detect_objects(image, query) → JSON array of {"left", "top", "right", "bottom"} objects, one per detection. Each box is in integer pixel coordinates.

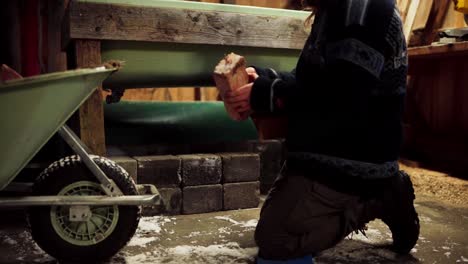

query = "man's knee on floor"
[{"left": 255, "top": 219, "right": 298, "bottom": 259}]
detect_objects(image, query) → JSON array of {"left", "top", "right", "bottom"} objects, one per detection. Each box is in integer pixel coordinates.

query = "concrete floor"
[{"left": 0, "top": 194, "right": 467, "bottom": 264}]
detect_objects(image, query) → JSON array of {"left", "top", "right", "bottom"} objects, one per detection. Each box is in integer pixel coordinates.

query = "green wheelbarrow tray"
[
  {"left": 0, "top": 68, "right": 159, "bottom": 207},
  {"left": 0, "top": 68, "right": 159, "bottom": 262}
]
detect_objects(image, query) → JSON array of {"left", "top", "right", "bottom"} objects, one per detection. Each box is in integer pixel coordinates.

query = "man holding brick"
[{"left": 217, "top": 0, "right": 420, "bottom": 263}]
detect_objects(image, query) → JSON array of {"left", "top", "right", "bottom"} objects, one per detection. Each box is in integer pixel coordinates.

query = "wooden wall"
[
  {"left": 405, "top": 53, "right": 468, "bottom": 174},
  {"left": 402, "top": 0, "right": 468, "bottom": 174},
  {"left": 407, "top": 57, "right": 468, "bottom": 136}
]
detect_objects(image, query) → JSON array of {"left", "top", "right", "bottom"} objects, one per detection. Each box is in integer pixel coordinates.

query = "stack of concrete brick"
[
  {"left": 111, "top": 153, "right": 260, "bottom": 215},
  {"left": 109, "top": 139, "right": 285, "bottom": 195}
]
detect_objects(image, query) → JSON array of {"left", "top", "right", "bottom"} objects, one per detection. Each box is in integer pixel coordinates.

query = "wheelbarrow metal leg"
[{"left": 57, "top": 125, "right": 123, "bottom": 196}]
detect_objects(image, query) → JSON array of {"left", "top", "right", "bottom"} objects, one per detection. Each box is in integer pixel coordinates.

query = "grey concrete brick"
[
  {"left": 111, "top": 156, "right": 138, "bottom": 182},
  {"left": 223, "top": 182, "right": 260, "bottom": 210},
  {"left": 219, "top": 153, "right": 260, "bottom": 183},
  {"left": 179, "top": 154, "right": 222, "bottom": 186},
  {"left": 134, "top": 155, "right": 181, "bottom": 187},
  {"left": 248, "top": 140, "right": 285, "bottom": 194},
  {"left": 183, "top": 185, "right": 223, "bottom": 214},
  {"left": 143, "top": 187, "right": 182, "bottom": 216}
]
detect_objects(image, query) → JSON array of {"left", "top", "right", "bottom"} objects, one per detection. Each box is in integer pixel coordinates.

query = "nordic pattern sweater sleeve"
[{"left": 249, "top": 67, "right": 297, "bottom": 114}]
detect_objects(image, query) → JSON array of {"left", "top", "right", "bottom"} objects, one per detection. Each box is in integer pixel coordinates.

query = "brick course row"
[
  {"left": 111, "top": 153, "right": 261, "bottom": 215},
  {"left": 109, "top": 140, "right": 285, "bottom": 194},
  {"left": 127, "top": 153, "right": 260, "bottom": 187}
]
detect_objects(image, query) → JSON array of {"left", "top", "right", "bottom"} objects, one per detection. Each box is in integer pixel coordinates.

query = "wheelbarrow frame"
[
  {"left": 0, "top": 67, "right": 160, "bottom": 262},
  {"left": 0, "top": 67, "right": 160, "bottom": 208},
  {"left": 0, "top": 124, "right": 160, "bottom": 208}
]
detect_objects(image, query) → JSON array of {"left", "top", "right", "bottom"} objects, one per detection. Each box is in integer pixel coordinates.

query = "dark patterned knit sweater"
[{"left": 250, "top": 0, "right": 407, "bottom": 177}]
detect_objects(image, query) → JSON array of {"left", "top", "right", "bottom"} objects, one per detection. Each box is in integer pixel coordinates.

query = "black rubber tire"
[{"left": 28, "top": 155, "right": 141, "bottom": 262}]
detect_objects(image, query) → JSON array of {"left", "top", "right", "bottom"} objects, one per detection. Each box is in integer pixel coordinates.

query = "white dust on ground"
[
  {"left": 124, "top": 242, "right": 257, "bottom": 264},
  {"left": 0, "top": 229, "right": 54, "bottom": 263},
  {"left": 121, "top": 215, "right": 258, "bottom": 264},
  {"left": 1, "top": 211, "right": 466, "bottom": 263},
  {"left": 317, "top": 222, "right": 414, "bottom": 263},
  {"left": 126, "top": 216, "right": 169, "bottom": 247},
  {"left": 318, "top": 217, "right": 468, "bottom": 264},
  {"left": 214, "top": 216, "right": 258, "bottom": 228}
]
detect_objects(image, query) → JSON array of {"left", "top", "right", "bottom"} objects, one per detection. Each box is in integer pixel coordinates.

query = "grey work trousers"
[{"left": 255, "top": 167, "right": 369, "bottom": 260}]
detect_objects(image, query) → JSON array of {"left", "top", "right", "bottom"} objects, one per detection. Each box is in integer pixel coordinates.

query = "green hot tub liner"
[
  {"left": 102, "top": 41, "right": 301, "bottom": 89},
  {"left": 104, "top": 101, "right": 258, "bottom": 145}
]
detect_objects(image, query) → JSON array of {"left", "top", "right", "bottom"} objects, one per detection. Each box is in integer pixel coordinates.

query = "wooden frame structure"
[
  {"left": 64, "top": 0, "right": 468, "bottom": 172},
  {"left": 63, "top": 0, "right": 309, "bottom": 155},
  {"left": 408, "top": 42, "right": 468, "bottom": 59}
]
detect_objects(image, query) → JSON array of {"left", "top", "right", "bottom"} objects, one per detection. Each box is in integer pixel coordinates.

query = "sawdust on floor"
[{"left": 400, "top": 163, "right": 468, "bottom": 207}]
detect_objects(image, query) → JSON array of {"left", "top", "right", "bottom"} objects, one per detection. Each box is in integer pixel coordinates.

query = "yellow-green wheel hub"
[{"left": 50, "top": 181, "right": 119, "bottom": 246}]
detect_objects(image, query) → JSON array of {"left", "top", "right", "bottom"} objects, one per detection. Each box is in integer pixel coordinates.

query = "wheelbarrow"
[{"left": 0, "top": 67, "right": 160, "bottom": 262}]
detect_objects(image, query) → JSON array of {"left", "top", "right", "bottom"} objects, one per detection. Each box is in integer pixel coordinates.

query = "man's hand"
[
  {"left": 222, "top": 67, "right": 258, "bottom": 120},
  {"left": 246, "top": 67, "right": 259, "bottom": 82},
  {"left": 225, "top": 83, "right": 253, "bottom": 114}
]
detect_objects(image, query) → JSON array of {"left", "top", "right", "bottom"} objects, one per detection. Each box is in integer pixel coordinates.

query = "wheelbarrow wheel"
[{"left": 28, "top": 155, "right": 141, "bottom": 262}]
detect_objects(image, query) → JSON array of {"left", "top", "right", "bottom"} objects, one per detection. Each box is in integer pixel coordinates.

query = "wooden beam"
[
  {"left": 412, "top": 0, "right": 434, "bottom": 31},
  {"left": 47, "top": 0, "right": 69, "bottom": 72},
  {"left": 419, "top": 0, "right": 451, "bottom": 45},
  {"left": 408, "top": 42, "right": 468, "bottom": 59},
  {"left": 441, "top": 1, "right": 465, "bottom": 29},
  {"left": 404, "top": 0, "right": 421, "bottom": 44},
  {"left": 1, "top": 1, "right": 22, "bottom": 73},
  {"left": 70, "top": 40, "right": 107, "bottom": 156},
  {"left": 398, "top": 0, "right": 411, "bottom": 23},
  {"left": 65, "top": 2, "right": 308, "bottom": 50},
  {"left": 233, "top": 0, "right": 284, "bottom": 8}
]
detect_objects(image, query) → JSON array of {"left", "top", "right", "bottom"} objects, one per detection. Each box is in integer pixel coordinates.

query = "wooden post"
[
  {"left": 420, "top": 0, "right": 451, "bottom": 45},
  {"left": 47, "top": 0, "right": 69, "bottom": 73},
  {"left": 404, "top": 0, "right": 420, "bottom": 44},
  {"left": 69, "top": 40, "right": 106, "bottom": 156}
]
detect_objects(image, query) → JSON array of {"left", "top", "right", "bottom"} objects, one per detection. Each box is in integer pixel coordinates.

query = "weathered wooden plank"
[
  {"left": 398, "top": 0, "right": 411, "bottom": 22},
  {"left": 200, "top": 0, "right": 221, "bottom": 3},
  {"left": 71, "top": 40, "right": 107, "bottom": 156},
  {"left": 458, "top": 57, "right": 468, "bottom": 134},
  {"left": 118, "top": 87, "right": 201, "bottom": 101},
  {"left": 47, "top": 0, "right": 69, "bottom": 72},
  {"left": 404, "top": 0, "right": 421, "bottom": 43},
  {"left": 2, "top": 1, "right": 22, "bottom": 73},
  {"left": 412, "top": 0, "right": 434, "bottom": 31},
  {"left": 442, "top": 1, "right": 467, "bottom": 29},
  {"left": 447, "top": 58, "right": 463, "bottom": 133},
  {"left": 419, "top": 0, "right": 451, "bottom": 45},
  {"left": 408, "top": 42, "right": 468, "bottom": 59},
  {"left": 233, "top": 0, "right": 284, "bottom": 8},
  {"left": 433, "top": 57, "right": 456, "bottom": 133},
  {"left": 66, "top": 2, "right": 309, "bottom": 50}
]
